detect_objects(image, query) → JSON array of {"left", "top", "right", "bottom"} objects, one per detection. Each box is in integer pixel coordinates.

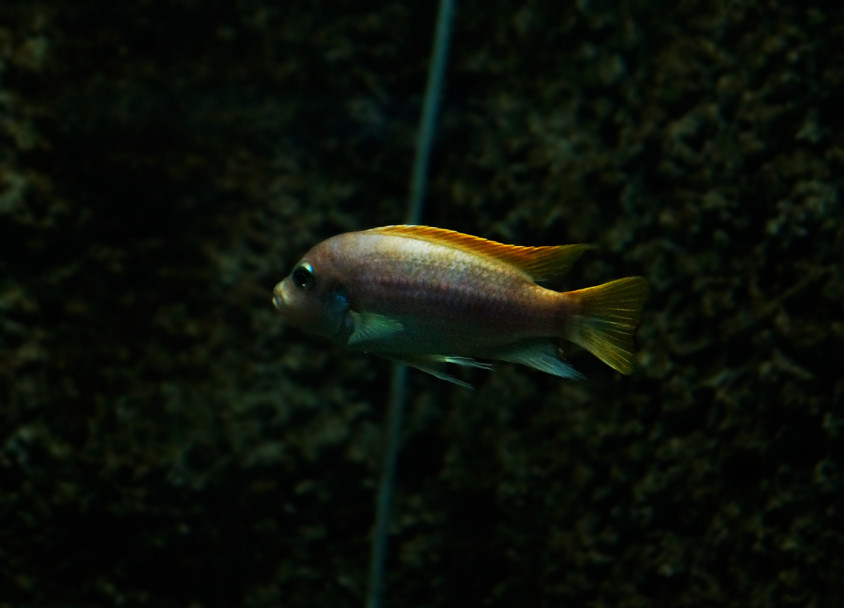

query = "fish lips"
[{"left": 272, "top": 281, "right": 288, "bottom": 313}]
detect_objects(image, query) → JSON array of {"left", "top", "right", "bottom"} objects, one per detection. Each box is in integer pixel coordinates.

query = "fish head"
[{"left": 273, "top": 239, "right": 351, "bottom": 342}]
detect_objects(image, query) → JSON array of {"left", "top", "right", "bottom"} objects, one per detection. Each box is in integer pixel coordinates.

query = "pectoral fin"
[{"left": 348, "top": 312, "right": 405, "bottom": 347}]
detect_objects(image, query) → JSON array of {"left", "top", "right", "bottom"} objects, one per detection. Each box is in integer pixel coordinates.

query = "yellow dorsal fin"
[{"left": 364, "top": 225, "right": 592, "bottom": 281}]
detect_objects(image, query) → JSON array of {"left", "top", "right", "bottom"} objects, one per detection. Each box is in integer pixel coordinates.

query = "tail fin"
[{"left": 564, "top": 277, "right": 648, "bottom": 374}]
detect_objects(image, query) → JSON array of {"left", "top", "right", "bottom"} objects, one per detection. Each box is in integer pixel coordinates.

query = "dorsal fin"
[{"left": 363, "top": 225, "right": 592, "bottom": 281}]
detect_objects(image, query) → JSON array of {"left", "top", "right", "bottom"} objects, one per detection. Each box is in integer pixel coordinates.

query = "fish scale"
[
  {"left": 378, "top": 244, "right": 531, "bottom": 332},
  {"left": 350, "top": 236, "right": 521, "bottom": 327}
]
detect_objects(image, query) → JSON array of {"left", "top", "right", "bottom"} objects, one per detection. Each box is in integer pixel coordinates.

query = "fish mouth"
[{"left": 272, "top": 282, "right": 287, "bottom": 312}]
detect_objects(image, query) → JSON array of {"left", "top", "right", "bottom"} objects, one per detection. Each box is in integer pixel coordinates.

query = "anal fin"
[{"left": 481, "top": 339, "right": 583, "bottom": 380}]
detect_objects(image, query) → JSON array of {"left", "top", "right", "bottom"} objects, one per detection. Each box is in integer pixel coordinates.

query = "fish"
[{"left": 272, "top": 225, "right": 648, "bottom": 387}]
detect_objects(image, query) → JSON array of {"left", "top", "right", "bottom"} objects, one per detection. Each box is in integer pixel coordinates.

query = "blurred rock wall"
[{"left": 1, "top": 1, "right": 841, "bottom": 606}]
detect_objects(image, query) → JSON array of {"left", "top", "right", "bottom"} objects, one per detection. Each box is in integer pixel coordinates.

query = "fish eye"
[{"left": 291, "top": 262, "right": 314, "bottom": 289}]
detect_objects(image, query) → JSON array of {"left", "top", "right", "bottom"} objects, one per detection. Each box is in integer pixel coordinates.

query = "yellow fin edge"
[{"left": 365, "top": 225, "right": 591, "bottom": 281}]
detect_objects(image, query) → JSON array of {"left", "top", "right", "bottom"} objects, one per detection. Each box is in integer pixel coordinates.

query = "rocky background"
[{"left": 1, "top": 1, "right": 841, "bottom": 606}]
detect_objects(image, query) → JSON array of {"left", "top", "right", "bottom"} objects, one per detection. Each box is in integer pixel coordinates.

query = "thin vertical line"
[
  {"left": 366, "top": 1, "right": 456, "bottom": 607},
  {"left": 365, "top": 364, "right": 407, "bottom": 608},
  {"left": 407, "top": 0, "right": 456, "bottom": 227}
]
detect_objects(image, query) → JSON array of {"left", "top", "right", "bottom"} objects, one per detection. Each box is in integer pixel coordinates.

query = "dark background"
[{"left": 1, "top": 1, "right": 841, "bottom": 606}]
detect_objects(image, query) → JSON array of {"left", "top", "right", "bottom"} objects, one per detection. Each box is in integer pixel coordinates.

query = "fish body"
[{"left": 273, "top": 225, "right": 647, "bottom": 386}]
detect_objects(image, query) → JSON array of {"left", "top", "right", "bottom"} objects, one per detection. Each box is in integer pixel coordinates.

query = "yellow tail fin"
[{"left": 565, "top": 277, "right": 648, "bottom": 374}]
